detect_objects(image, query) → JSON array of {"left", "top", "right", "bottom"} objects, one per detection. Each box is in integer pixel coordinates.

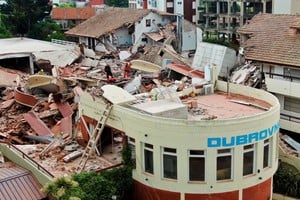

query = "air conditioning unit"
[{"left": 204, "top": 84, "right": 214, "bottom": 95}]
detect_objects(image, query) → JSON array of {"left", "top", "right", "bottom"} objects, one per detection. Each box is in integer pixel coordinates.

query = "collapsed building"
[
  {"left": 0, "top": 34, "right": 281, "bottom": 200},
  {"left": 0, "top": 11, "right": 286, "bottom": 200}
]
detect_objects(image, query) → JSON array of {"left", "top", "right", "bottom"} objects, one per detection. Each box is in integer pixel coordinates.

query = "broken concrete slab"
[
  {"left": 0, "top": 99, "right": 15, "bottom": 109},
  {"left": 23, "top": 111, "right": 54, "bottom": 136},
  {"left": 61, "top": 115, "right": 72, "bottom": 136},
  {"left": 57, "top": 102, "right": 73, "bottom": 118},
  {"left": 63, "top": 150, "right": 82, "bottom": 162}
]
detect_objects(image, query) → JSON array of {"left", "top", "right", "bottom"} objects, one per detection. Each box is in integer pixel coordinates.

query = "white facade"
[
  {"left": 77, "top": 11, "right": 172, "bottom": 52},
  {"left": 174, "top": 0, "right": 184, "bottom": 15},
  {"left": 79, "top": 80, "right": 280, "bottom": 200},
  {"left": 128, "top": 0, "right": 199, "bottom": 24},
  {"left": 263, "top": 64, "right": 300, "bottom": 133},
  {"left": 273, "top": 0, "right": 300, "bottom": 14}
]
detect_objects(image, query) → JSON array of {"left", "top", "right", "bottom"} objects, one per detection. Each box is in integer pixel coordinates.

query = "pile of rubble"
[
  {"left": 0, "top": 55, "right": 133, "bottom": 176},
  {"left": 230, "top": 61, "right": 264, "bottom": 88},
  {"left": 0, "top": 34, "right": 225, "bottom": 176}
]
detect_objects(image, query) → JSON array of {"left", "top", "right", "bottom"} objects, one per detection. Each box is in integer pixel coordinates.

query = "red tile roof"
[
  {"left": 87, "top": 0, "right": 105, "bottom": 7},
  {"left": 51, "top": 7, "right": 96, "bottom": 20},
  {"left": 65, "top": 8, "right": 152, "bottom": 38},
  {"left": 238, "top": 13, "right": 300, "bottom": 67}
]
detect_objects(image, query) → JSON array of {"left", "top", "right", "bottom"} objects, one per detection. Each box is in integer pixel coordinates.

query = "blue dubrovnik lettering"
[{"left": 207, "top": 122, "right": 280, "bottom": 148}]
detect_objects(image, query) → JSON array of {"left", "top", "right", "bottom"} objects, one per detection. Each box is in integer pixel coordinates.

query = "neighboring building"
[
  {"left": 273, "top": 0, "right": 300, "bottom": 14},
  {"left": 87, "top": 0, "right": 105, "bottom": 8},
  {"left": 129, "top": 0, "right": 199, "bottom": 24},
  {"left": 238, "top": 13, "right": 300, "bottom": 134},
  {"left": 51, "top": 7, "right": 96, "bottom": 30},
  {"left": 78, "top": 78, "right": 280, "bottom": 199},
  {"left": 199, "top": 0, "right": 272, "bottom": 41},
  {"left": 65, "top": 8, "right": 176, "bottom": 51},
  {"left": 65, "top": 8, "right": 200, "bottom": 53}
]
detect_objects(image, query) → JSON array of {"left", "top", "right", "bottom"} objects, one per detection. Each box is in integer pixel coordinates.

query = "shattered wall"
[{"left": 192, "top": 42, "right": 237, "bottom": 79}]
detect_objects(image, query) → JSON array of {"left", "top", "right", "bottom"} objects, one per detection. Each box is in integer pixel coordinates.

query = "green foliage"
[
  {"left": 102, "top": 166, "right": 133, "bottom": 198},
  {"left": 59, "top": 3, "right": 76, "bottom": 8},
  {"left": 106, "top": 0, "right": 128, "bottom": 7},
  {"left": 273, "top": 161, "right": 300, "bottom": 198},
  {"left": 43, "top": 176, "right": 83, "bottom": 200},
  {"left": 1, "top": 0, "right": 51, "bottom": 36},
  {"left": 0, "top": 15, "right": 12, "bottom": 38},
  {"left": 28, "top": 19, "right": 65, "bottom": 41},
  {"left": 122, "top": 144, "right": 133, "bottom": 167},
  {"left": 44, "top": 164, "right": 133, "bottom": 200}
]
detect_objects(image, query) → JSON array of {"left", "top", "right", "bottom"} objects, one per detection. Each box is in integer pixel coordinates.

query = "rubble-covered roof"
[
  {"left": 51, "top": 7, "right": 96, "bottom": 20},
  {"left": 0, "top": 38, "right": 81, "bottom": 67},
  {"left": 238, "top": 13, "right": 300, "bottom": 67},
  {"left": 65, "top": 8, "right": 152, "bottom": 38},
  {"left": 0, "top": 37, "right": 74, "bottom": 58}
]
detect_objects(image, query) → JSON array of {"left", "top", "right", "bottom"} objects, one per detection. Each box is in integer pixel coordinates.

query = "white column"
[
  {"left": 263, "top": 0, "right": 267, "bottom": 13},
  {"left": 29, "top": 54, "right": 34, "bottom": 74},
  {"left": 227, "top": 0, "right": 231, "bottom": 31},
  {"left": 240, "top": 1, "right": 244, "bottom": 26}
]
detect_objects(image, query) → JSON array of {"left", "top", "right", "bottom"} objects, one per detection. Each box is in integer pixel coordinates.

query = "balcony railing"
[
  {"left": 265, "top": 72, "right": 300, "bottom": 82},
  {"left": 281, "top": 113, "right": 300, "bottom": 123},
  {"left": 0, "top": 142, "right": 54, "bottom": 178}
]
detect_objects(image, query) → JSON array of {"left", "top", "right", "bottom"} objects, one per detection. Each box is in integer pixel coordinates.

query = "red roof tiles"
[
  {"left": 51, "top": 7, "right": 96, "bottom": 20},
  {"left": 87, "top": 0, "right": 105, "bottom": 7},
  {"left": 65, "top": 8, "right": 152, "bottom": 38},
  {"left": 238, "top": 13, "right": 300, "bottom": 67}
]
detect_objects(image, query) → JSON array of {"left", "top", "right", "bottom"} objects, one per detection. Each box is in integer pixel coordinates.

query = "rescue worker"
[
  {"left": 104, "top": 64, "right": 115, "bottom": 82},
  {"left": 123, "top": 61, "right": 131, "bottom": 79}
]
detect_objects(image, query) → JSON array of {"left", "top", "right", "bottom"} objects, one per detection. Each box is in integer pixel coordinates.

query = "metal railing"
[
  {"left": 51, "top": 39, "right": 77, "bottom": 46},
  {"left": 265, "top": 72, "right": 300, "bottom": 82},
  {"left": 0, "top": 142, "right": 54, "bottom": 178},
  {"left": 280, "top": 113, "right": 300, "bottom": 123}
]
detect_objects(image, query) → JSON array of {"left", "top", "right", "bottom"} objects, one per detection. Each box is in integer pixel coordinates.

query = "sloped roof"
[
  {"left": 51, "top": 7, "right": 96, "bottom": 20},
  {"left": 238, "top": 13, "right": 300, "bottom": 67},
  {"left": 65, "top": 8, "right": 152, "bottom": 38},
  {"left": 87, "top": 0, "right": 105, "bottom": 7},
  {"left": 0, "top": 166, "right": 46, "bottom": 200}
]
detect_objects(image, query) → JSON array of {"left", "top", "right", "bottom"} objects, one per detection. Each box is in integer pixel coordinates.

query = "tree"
[
  {"left": 0, "top": 12, "right": 12, "bottom": 38},
  {"left": 105, "top": 0, "right": 128, "bottom": 8},
  {"left": 1, "top": 0, "right": 51, "bottom": 36},
  {"left": 28, "top": 19, "right": 65, "bottom": 41}
]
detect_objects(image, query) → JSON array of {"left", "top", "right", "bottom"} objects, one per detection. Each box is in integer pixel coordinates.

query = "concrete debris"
[
  {"left": 279, "top": 133, "right": 300, "bottom": 157},
  {"left": 0, "top": 35, "right": 239, "bottom": 176},
  {"left": 63, "top": 151, "right": 83, "bottom": 163},
  {"left": 230, "top": 61, "right": 263, "bottom": 88}
]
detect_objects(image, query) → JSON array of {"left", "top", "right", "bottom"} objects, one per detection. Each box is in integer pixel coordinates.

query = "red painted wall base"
[{"left": 132, "top": 178, "right": 272, "bottom": 200}]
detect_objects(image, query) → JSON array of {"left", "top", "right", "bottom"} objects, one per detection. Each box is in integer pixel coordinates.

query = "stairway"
[{"left": 76, "top": 100, "right": 113, "bottom": 173}]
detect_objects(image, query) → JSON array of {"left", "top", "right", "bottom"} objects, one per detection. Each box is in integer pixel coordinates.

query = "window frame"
[
  {"left": 162, "top": 147, "right": 177, "bottom": 180},
  {"left": 216, "top": 148, "right": 233, "bottom": 181},
  {"left": 128, "top": 137, "right": 136, "bottom": 168},
  {"left": 263, "top": 139, "right": 271, "bottom": 168},
  {"left": 145, "top": 19, "right": 151, "bottom": 27},
  {"left": 243, "top": 144, "right": 255, "bottom": 176},
  {"left": 188, "top": 150, "right": 205, "bottom": 182},
  {"left": 144, "top": 143, "right": 154, "bottom": 174}
]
